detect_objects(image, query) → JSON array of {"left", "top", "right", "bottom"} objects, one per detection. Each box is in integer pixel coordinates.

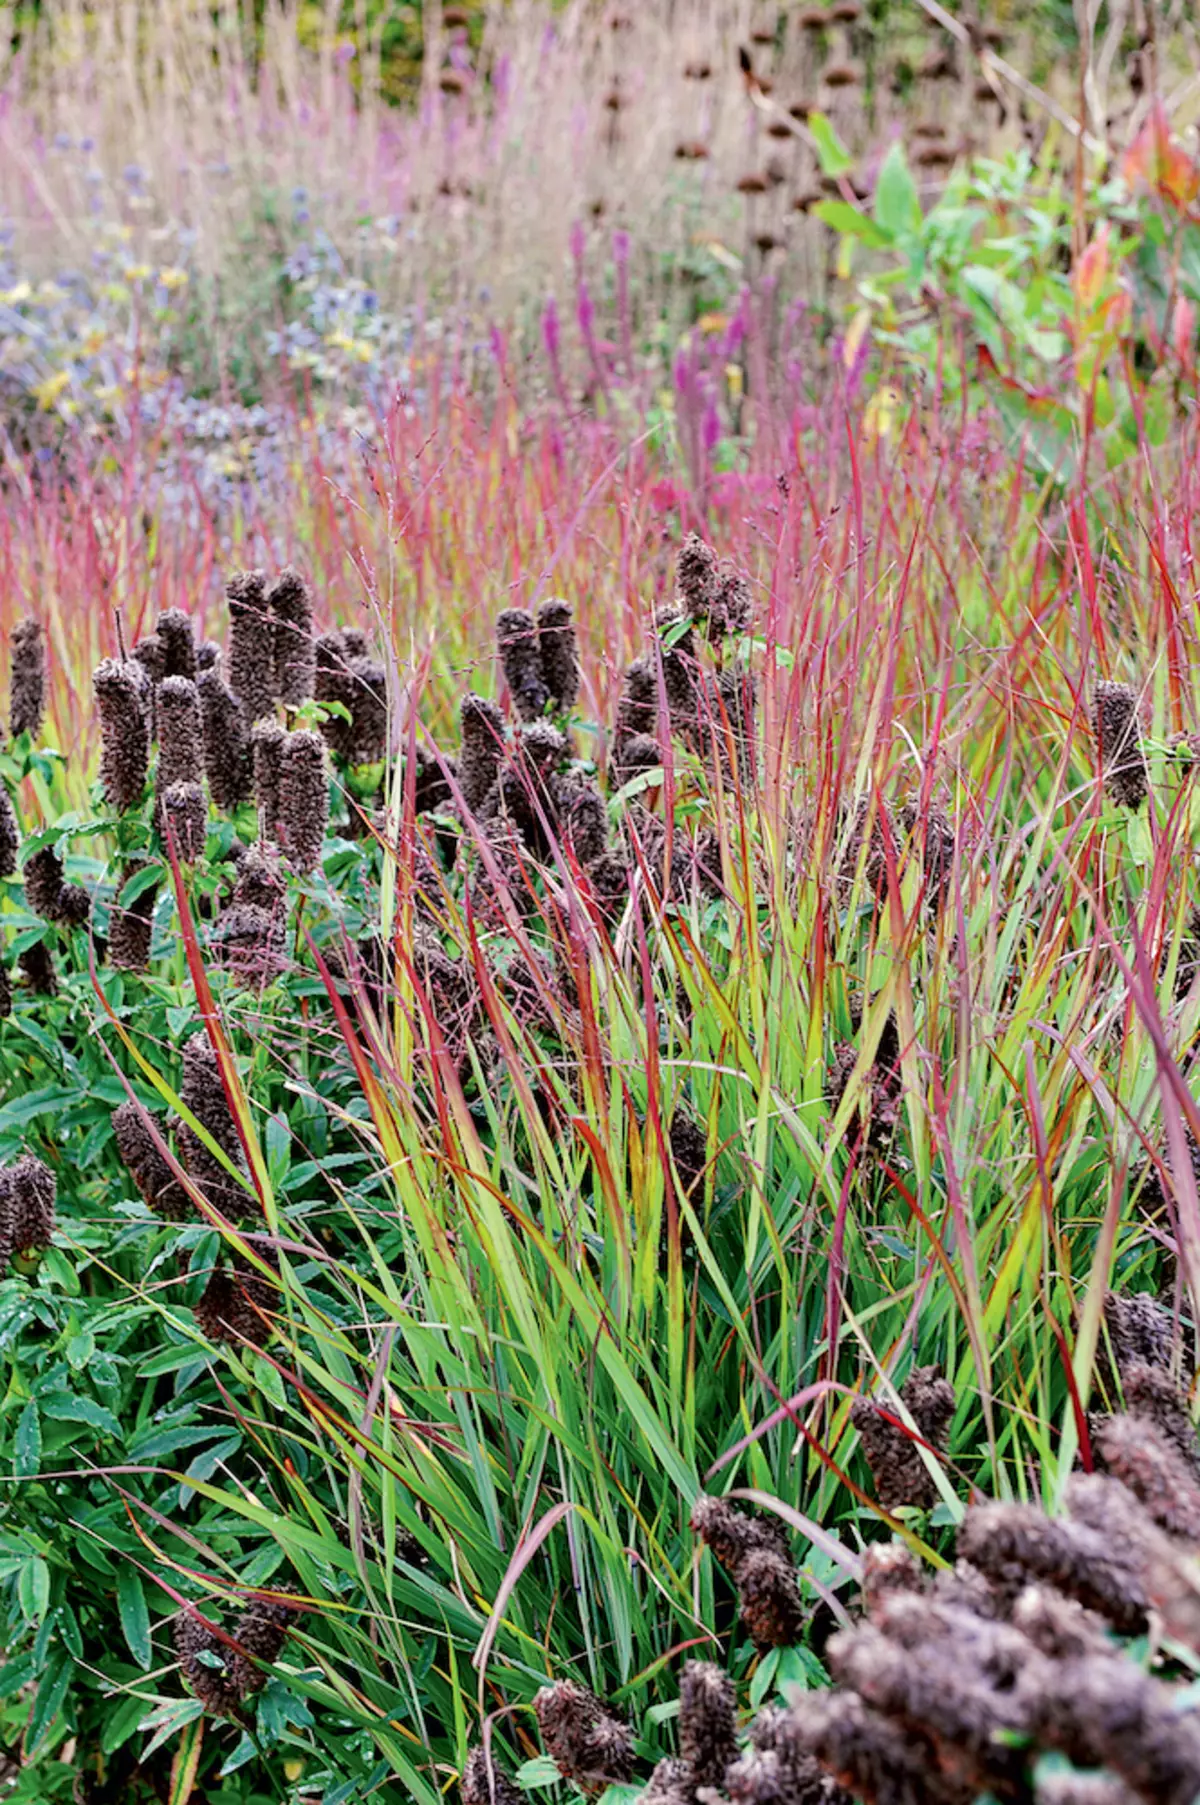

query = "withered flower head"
[
  {"left": 496, "top": 608, "right": 549, "bottom": 722},
  {"left": 9, "top": 620, "right": 46, "bottom": 741},
  {"left": 23, "top": 846, "right": 69, "bottom": 923},
  {"left": 161, "top": 782, "right": 207, "bottom": 863},
  {"left": 614, "top": 656, "right": 659, "bottom": 746},
  {"left": 156, "top": 607, "right": 197, "bottom": 680},
  {"left": 611, "top": 732, "right": 662, "bottom": 788},
  {"left": 193, "top": 1262, "right": 274, "bottom": 1347},
  {"left": 1121, "top": 1362, "right": 1199, "bottom": 1473},
  {"left": 1010, "top": 1583, "right": 1112, "bottom": 1662},
  {"left": 0, "top": 784, "right": 17, "bottom": 878},
  {"left": 861, "top": 1540, "right": 925, "bottom": 1618},
  {"left": 346, "top": 659, "right": 388, "bottom": 765},
  {"left": 564, "top": 783, "right": 609, "bottom": 867},
  {"left": 640, "top": 1756, "right": 694, "bottom": 1805},
  {"left": 93, "top": 659, "right": 151, "bottom": 813},
  {"left": 537, "top": 599, "right": 580, "bottom": 714},
  {"left": 679, "top": 1659, "right": 738, "bottom": 1791},
  {"left": 655, "top": 611, "right": 697, "bottom": 724},
  {"left": 783, "top": 1687, "right": 942, "bottom": 1805},
  {"left": 3, "top": 1152, "right": 55, "bottom": 1255},
  {"left": 691, "top": 1492, "right": 792, "bottom": 1576},
  {"left": 459, "top": 694, "right": 507, "bottom": 812},
  {"left": 668, "top": 1110, "right": 708, "bottom": 1201},
  {"left": 533, "top": 1679, "right": 635, "bottom": 1790},
  {"left": 677, "top": 532, "right": 719, "bottom": 618},
  {"left": 957, "top": 1500, "right": 1148, "bottom": 1632},
  {"left": 196, "top": 640, "right": 222, "bottom": 673},
  {"left": 267, "top": 567, "right": 315, "bottom": 706},
  {"left": 173, "top": 1609, "right": 243, "bottom": 1719},
  {"left": 156, "top": 675, "right": 204, "bottom": 794},
  {"left": 1094, "top": 1411, "right": 1200, "bottom": 1540},
  {"left": 18, "top": 940, "right": 55, "bottom": 995},
  {"left": 132, "top": 633, "right": 166, "bottom": 689},
  {"left": 179, "top": 1031, "right": 249, "bottom": 1220},
  {"left": 108, "top": 862, "right": 159, "bottom": 972},
  {"left": 226, "top": 1591, "right": 296, "bottom": 1698},
  {"left": 1024, "top": 1652, "right": 1200, "bottom": 1805},
  {"left": 226, "top": 569, "right": 276, "bottom": 725},
  {"left": 737, "top": 1547, "right": 806, "bottom": 1650},
  {"left": 278, "top": 730, "right": 329, "bottom": 874},
  {"left": 1092, "top": 680, "right": 1149, "bottom": 810},
  {"left": 314, "top": 631, "right": 354, "bottom": 760},
  {"left": 198, "top": 669, "right": 253, "bottom": 812},
  {"left": 251, "top": 719, "right": 285, "bottom": 841},
  {"left": 461, "top": 1746, "right": 526, "bottom": 1805},
  {"left": 850, "top": 1365, "right": 955, "bottom": 1510},
  {"left": 708, "top": 571, "right": 753, "bottom": 642},
  {"left": 231, "top": 843, "right": 286, "bottom": 913},
  {"left": 1103, "top": 1290, "right": 1177, "bottom": 1378},
  {"left": 112, "top": 1099, "right": 189, "bottom": 1220},
  {"left": 214, "top": 902, "right": 286, "bottom": 990}
]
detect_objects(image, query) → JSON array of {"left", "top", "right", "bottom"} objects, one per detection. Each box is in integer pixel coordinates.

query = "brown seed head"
[
  {"left": 9, "top": 620, "right": 46, "bottom": 741},
  {"left": 93, "top": 659, "right": 151, "bottom": 813},
  {"left": 226, "top": 569, "right": 277, "bottom": 725},
  {"left": 278, "top": 730, "right": 329, "bottom": 873},
  {"left": 112, "top": 1100, "right": 189, "bottom": 1220},
  {"left": 157, "top": 608, "right": 197, "bottom": 680},
  {"left": 1092, "top": 681, "right": 1149, "bottom": 810},
  {"left": 267, "top": 567, "right": 315, "bottom": 706},
  {"left": 198, "top": 669, "right": 253, "bottom": 812},
  {"left": 537, "top": 599, "right": 580, "bottom": 714}
]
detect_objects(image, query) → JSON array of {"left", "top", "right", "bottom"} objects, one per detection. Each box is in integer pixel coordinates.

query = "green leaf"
[
  {"left": 13, "top": 1399, "right": 41, "bottom": 1478},
  {"left": 41, "top": 1392, "right": 122, "bottom": 1437},
  {"left": 64, "top": 1330, "right": 95, "bottom": 1371},
  {"left": 17, "top": 1556, "right": 50, "bottom": 1625},
  {"left": 873, "top": 141, "right": 920, "bottom": 241},
  {"left": 102, "top": 1692, "right": 150, "bottom": 1754},
  {"left": 117, "top": 1565, "right": 153, "bottom": 1671},
  {"left": 139, "top": 1697, "right": 204, "bottom": 1763},
  {"left": 515, "top": 1756, "right": 563, "bottom": 1790},
  {"left": 813, "top": 200, "right": 892, "bottom": 248},
  {"left": 807, "top": 110, "right": 852, "bottom": 178},
  {"left": 26, "top": 1651, "right": 72, "bottom": 1752}
]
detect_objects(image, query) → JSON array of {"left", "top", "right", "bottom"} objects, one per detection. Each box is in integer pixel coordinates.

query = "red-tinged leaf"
[{"left": 1122, "top": 101, "right": 1200, "bottom": 208}]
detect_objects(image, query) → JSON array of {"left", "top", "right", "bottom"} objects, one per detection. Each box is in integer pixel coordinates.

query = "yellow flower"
[
  {"left": 157, "top": 266, "right": 189, "bottom": 290},
  {"left": 32, "top": 371, "right": 70, "bottom": 410}
]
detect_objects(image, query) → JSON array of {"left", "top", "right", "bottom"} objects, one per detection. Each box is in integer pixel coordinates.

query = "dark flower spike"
[
  {"left": 93, "top": 659, "right": 151, "bottom": 813},
  {"left": 156, "top": 607, "right": 197, "bottom": 680},
  {"left": 737, "top": 1546, "right": 806, "bottom": 1649},
  {"left": 162, "top": 782, "right": 207, "bottom": 863},
  {"left": 496, "top": 607, "right": 549, "bottom": 721},
  {"left": 198, "top": 668, "right": 253, "bottom": 811},
  {"left": 267, "top": 567, "right": 316, "bottom": 706},
  {"left": 4, "top": 1153, "right": 55, "bottom": 1255},
  {"left": 112, "top": 1100, "right": 189, "bottom": 1220},
  {"left": 1092, "top": 680, "right": 1149, "bottom": 810},
  {"left": 227, "top": 569, "right": 276, "bottom": 725},
  {"left": 18, "top": 940, "right": 55, "bottom": 995},
  {"left": 193, "top": 1265, "right": 274, "bottom": 1346},
  {"left": 178, "top": 1031, "right": 250, "bottom": 1220},
  {"left": 461, "top": 1747, "right": 526, "bottom": 1805},
  {"left": 9, "top": 619, "right": 46, "bottom": 741},
  {"left": 537, "top": 598, "right": 581, "bottom": 713},
  {"left": 957, "top": 1499, "right": 1148, "bottom": 1633},
  {"left": 173, "top": 1608, "right": 244, "bottom": 1720},
  {"left": 459, "top": 694, "right": 507, "bottom": 812},
  {"left": 0, "top": 783, "right": 16, "bottom": 878},
  {"left": 24, "top": 846, "right": 90, "bottom": 927},
  {"left": 1094, "top": 1412, "right": 1200, "bottom": 1538},
  {"left": 279, "top": 730, "right": 329, "bottom": 873},
  {"left": 226, "top": 1591, "right": 296, "bottom": 1698},
  {"left": 679, "top": 1659, "right": 739, "bottom": 1792},
  {"left": 850, "top": 1365, "right": 955, "bottom": 1510},
  {"left": 677, "top": 532, "right": 719, "bottom": 617},
  {"left": 534, "top": 1678, "right": 636, "bottom": 1790},
  {"left": 251, "top": 719, "right": 285, "bottom": 841},
  {"left": 156, "top": 675, "right": 204, "bottom": 797},
  {"left": 108, "top": 862, "right": 159, "bottom": 972}
]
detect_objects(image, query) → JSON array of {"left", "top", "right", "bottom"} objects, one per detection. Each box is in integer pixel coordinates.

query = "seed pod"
[
  {"left": 93, "top": 659, "right": 151, "bottom": 812},
  {"left": 278, "top": 730, "right": 329, "bottom": 873},
  {"left": 198, "top": 669, "right": 253, "bottom": 811},
  {"left": 226, "top": 569, "right": 276, "bottom": 725},
  {"left": 179, "top": 1031, "right": 249, "bottom": 1219},
  {"left": 496, "top": 608, "right": 549, "bottom": 721},
  {"left": 459, "top": 694, "right": 506, "bottom": 812},
  {"left": 109, "top": 862, "right": 159, "bottom": 972},
  {"left": 251, "top": 720, "right": 285, "bottom": 841},
  {"left": 268, "top": 567, "right": 315, "bottom": 706},
  {"left": 4, "top": 1153, "right": 55, "bottom": 1254},
  {"left": 162, "top": 782, "right": 207, "bottom": 863},
  {"left": 9, "top": 620, "right": 46, "bottom": 741},
  {"left": 461, "top": 1748, "right": 525, "bottom": 1805},
  {"left": 0, "top": 785, "right": 18, "bottom": 878},
  {"left": 173, "top": 1610, "right": 243, "bottom": 1720},
  {"left": 1092, "top": 680, "right": 1149, "bottom": 810},
  {"left": 112, "top": 1100, "right": 189, "bottom": 1219},
  {"left": 537, "top": 599, "right": 580, "bottom": 713},
  {"left": 157, "top": 607, "right": 197, "bottom": 680},
  {"left": 156, "top": 676, "right": 204, "bottom": 797}
]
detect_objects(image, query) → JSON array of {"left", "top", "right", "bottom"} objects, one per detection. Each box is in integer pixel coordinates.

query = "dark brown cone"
[
  {"left": 9, "top": 620, "right": 45, "bottom": 741},
  {"left": 1094, "top": 1412, "right": 1200, "bottom": 1538},
  {"left": 179, "top": 1031, "right": 250, "bottom": 1220},
  {"left": 112, "top": 1100, "right": 189, "bottom": 1219},
  {"left": 132, "top": 633, "right": 165, "bottom": 690},
  {"left": 93, "top": 659, "right": 151, "bottom": 813},
  {"left": 278, "top": 730, "right": 329, "bottom": 873},
  {"left": 957, "top": 1501, "right": 1148, "bottom": 1633},
  {"left": 4, "top": 1153, "right": 55, "bottom": 1254},
  {"left": 193, "top": 1265, "right": 273, "bottom": 1346},
  {"left": 615, "top": 656, "right": 658, "bottom": 743},
  {"left": 162, "top": 782, "right": 207, "bottom": 863},
  {"left": 227, "top": 569, "right": 276, "bottom": 725},
  {"left": 679, "top": 1659, "right": 738, "bottom": 1791},
  {"left": 251, "top": 720, "right": 285, "bottom": 841},
  {"left": 533, "top": 1678, "right": 635, "bottom": 1790},
  {"left": 156, "top": 675, "right": 204, "bottom": 806},
  {"left": 459, "top": 694, "right": 506, "bottom": 812},
  {"left": 691, "top": 1493, "right": 793, "bottom": 1576},
  {"left": 24, "top": 846, "right": 89, "bottom": 927},
  {"left": 231, "top": 844, "right": 286, "bottom": 913},
  {"left": 18, "top": 940, "right": 55, "bottom": 995},
  {"left": 227, "top": 1592, "right": 296, "bottom": 1697},
  {"left": 496, "top": 608, "right": 549, "bottom": 721},
  {"left": 537, "top": 599, "right": 580, "bottom": 714},
  {"left": 1025, "top": 1654, "right": 1200, "bottom": 1805},
  {"left": 197, "top": 640, "right": 222, "bottom": 674},
  {"left": 341, "top": 627, "right": 368, "bottom": 659},
  {"left": 267, "top": 567, "right": 315, "bottom": 706},
  {"left": 677, "top": 532, "right": 719, "bottom": 618},
  {"left": 668, "top": 1110, "right": 707, "bottom": 1200},
  {"left": 737, "top": 1547, "right": 806, "bottom": 1649},
  {"left": 198, "top": 670, "right": 253, "bottom": 811},
  {"left": 214, "top": 902, "right": 286, "bottom": 990},
  {"left": 346, "top": 659, "right": 388, "bottom": 764},
  {"left": 861, "top": 1540, "right": 925, "bottom": 1618},
  {"left": 850, "top": 1365, "right": 955, "bottom": 1510},
  {"left": 157, "top": 608, "right": 197, "bottom": 680},
  {"left": 173, "top": 1609, "right": 243, "bottom": 1720},
  {"left": 461, "top": 1747, "right": 525, "bottom": 1805},
  {"left": 0, "top": 784, "right": 17, "bottom": 878},
  {"left": 1092, "top": 681, "right": 1149, "bottom": 810},
  {"left": 109, "top": 863, "right": 159, "bottom": 972}
]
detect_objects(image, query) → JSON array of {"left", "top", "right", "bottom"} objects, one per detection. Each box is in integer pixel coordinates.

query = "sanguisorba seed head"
[
  {"left": 278, "top": 729, "right": 329, "bottom": 873},
  {"left": 18, "top": 941, "right": 55, "bottom": 995},
  {"left": 1092, "top": 680, "right": 1149, "bottom": 810},
  {"left": 496, "top": 608, "right": 549, "bottom": 722},
  {"left": 198, "top": 668, "right": 253, "bottom": 811},
  {"left": 173, "top": 1609, "right": 242, "bottom": 1719},
  {"left": 226, "top": 569, "right": 276, "bottom": 725},
  {"left": 677, "top": 531, "right": 719, "bottom": 617},
  {"left": 9, "top": 620, "right": 45, "bottom": 741},
  {"left": 93, "top": 658, "right": 151, "bottom": 813},
  {"left": 227, "top": 1593, "right": 296, "bottom": 1698},
  {"left": 537, "top": 599, "right": 580, "bottom": 714},
  {"left": 347, "top": 659, "right": 388, "bottom": 764},
  {"left": 112, "top": 1099, "right": 189, "bottom": 1219},
  {"left": 6, "top": 1153, "right": 55, "bottom": 1254},
  {"left": 461, "top": 1746, "right": 525, "bottom": 1805},
  {"left": 268, "top": 567, "right": 316, "bottom": 706},
  {"left": 679, "top": 1660, "right": 738, "bottom": 1791},
  {"left": 157, "top": 607, "right": 197, "bottom": 680},
  {"left": 24, "top": 847, "right": 68, "bottom": 923},
  {"left": 156, "top": 675, "right": 204, "bottom": 796},
  {"left": 162, "top": 782, "right": 207, "bottom": 863},
  {"left": 109, "top": 861, "right": 159, "bottom": 972},
  {"left": 0, "top": 784, "right": 18, "bottom": 878},
  {"left": 459, "top": 694, "right": 506, "bottom": 812},
  {"left": 251, "top": 719, "right": 285, "bottom": 841}
]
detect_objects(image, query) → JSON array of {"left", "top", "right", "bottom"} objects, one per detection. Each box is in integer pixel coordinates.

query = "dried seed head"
[
  {"left": 679, "top": 1660, "right": 738, "bottom": 1791},
  {"left": 957, "top": 1501, "right": 1148, "bottom": 1632},
  {"left": 691, "top": 1493, "right": 793, "bottom": 1577},
  {"left": 227, "top": 1592, "right": 296, "bottom": 1697},
  {"left": 615, "top": 656, "right": 659, "bottom": 744},
  {"left": 409, "top": 745, "right": 457, "bottom": 815},
  {"left": 1092, "top": 681, "right": 1149, "bottom": 810},
  {"left": 198, "top": 669, "right": 253, "bottom": 812},
  {"left": 346, "top": 659, "right": 388, "bottom": 764},
  {"left": 1010, "top": 1583, "right": 1112, "bottom": 1662},
  {"left": 1024, "top": 1652, "right": 1200, "bottom": 1805},
  {"left": 214, "top": 902, "right": 286, "bottom": 990},
  {"left": 655, "top": 612, "right": 697, "bottom": 724},
  {"left": 156, "top": 676, "right": 204, "bottom": 794},
  {"left": 162, "top": 782, "right": 207, "bottom": 863},
  {"left": 231, "top": 844, "right": 286, "bottom": 914},
  {"left": 173, "top": 1609, "right": 243, "bottom": 1719},
  {"left": 737, "top": 1547, "right": 806, "bottom": 1650},
  {"left": 9, "top": 620, "right": 46, "bottom": 741},
  {"left": 227, "top": 569, "right": 277, "bottom": 725},
  {"left": 784, "top": 1687, "right": 941, "bottom": 1805},
  {"left": 314, "top": 632, "right": 355, "bottom": 759},
  {"left": 18, "top": 940, "right": 55, "bottom": 995},
  {"left": 93, "top": 659, "right": 151, "bottom": 813},
  {"left": 461, "top": 1748, "right": 525, "bottom": 1805},
  {"left": 1103, "top": 1290, "right": 1177, "bottom": 1377},
  {"left": 179, "top": 1031, "right": 249, "bottom": 1219},
  {"left": 668, "top": 1110, "right": 708, "bottom": 1200},
  {"left": 496, "top": 608, "right": 549, "bottom": 722},
  {"left": 537, "top": 599, "right": 580, "bottom": 713},
  {"left": 459, "top": 694, "right": 507, "bottom": 812},
  {"left": 611, "top": 731, "right": 662, "bottom": 787},
  {"left": 278, "top": 730, "right": 329, "bottom": 874},
  {"left": 112, "top": 1100, "right": 189, "bottom": 1220},
  {"left": 677, "top": 533, "right": 719, "bottom": 617},
  {"left": 1094, "top": 1412, "right": 1200, "bottom": 1539},
  {"left": 533, "top": 1679, "right": 635, "bottom": 1789},
  {"left": 157, "top": 608, "right": 197, "bottom": 680},
  {"left": 641, "top": 1756, "right": 694, "bottom": 1805},
  {"left": 23, "top": 846, "right": 68, "bottom": 923},
  {"left": 132, "top": 633, "right": 166, "bottom": 689},
  {"left": 0, "top": 955, "right": 9, "bottom": 1020},
  {"left": 267, "top": 567, "right": 315, "bottom": 705},
  {"left": 0, "top": 785, "right": 17, "bottom": 878},
  {"left": 109, "top": 862, "right": 159, "bottom": 972},
  {"left": 3, "top": 1153, "right": 55, "bottom": 1255},
  {"left": 251, "top": 719, "right": 285, "bottom": 841},
  {"left": 341, "top": 628, "right": 368, "bottom": 660},
  {"left": 1120, "top": 1361, "right": 1199, "bottom": 1472},
  {"left": 197, "top": 640, "right": 222, "bottom": 674},
  {"left": 861, "top": 1540, "right": 925, "bottom": 1617},
  {"left": 850, "top": 1366, "right": 955, "bottom": 1510},
  {"left": 564, "top": 783, "right": 609, "bottom": 866},
  {"left": 193, "top": 1266, "right": 273, "bottom": 1346}
]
